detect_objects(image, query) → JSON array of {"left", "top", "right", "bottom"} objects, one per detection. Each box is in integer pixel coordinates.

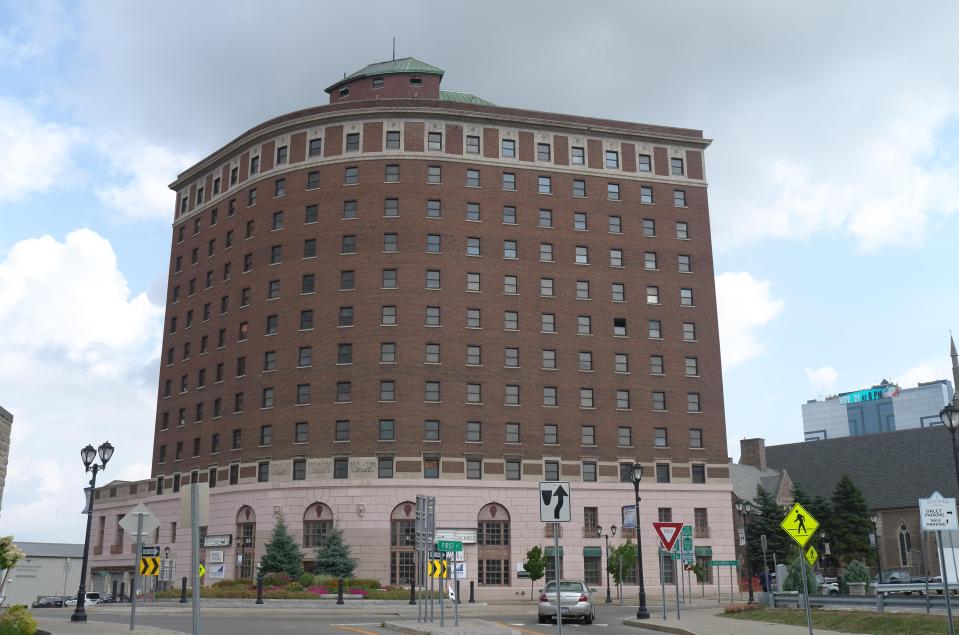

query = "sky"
[{"left": 1, "top": 0, "right": 958, "bottom": 542}]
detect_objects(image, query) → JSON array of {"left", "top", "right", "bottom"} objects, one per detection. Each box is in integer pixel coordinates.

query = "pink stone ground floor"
[{"left": 87, "top": 478, "right": 735, "bottom": 601}]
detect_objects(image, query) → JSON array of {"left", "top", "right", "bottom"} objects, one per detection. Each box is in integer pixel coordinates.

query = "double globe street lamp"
[
  {"left": 595, "top": 524, "right": 617, "bottom": 604},
  {"left": 71, "top": 441, "right": 114, "bottom": 623},
  {"left": 630, "top": 463, "right": 650, "bottom": 619},
  {"left": 734, "top": 500, "right": 755, "bottom": 604}
]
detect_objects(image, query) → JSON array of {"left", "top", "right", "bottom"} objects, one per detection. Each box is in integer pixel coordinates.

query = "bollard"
[
  {"left": 456, "top": 580, "right": 461, "bottom": 604},
  {"left": 120, "top": 582, "right": 126, "bottom": 602},
  {"left": 876, "top": 591, "right": 884, "bottom": 613},
  {"left": 409, "top": 578, "right": 416, "bottom": 605},
  {"left": 337, "top": 578, "right": 344, "bottom": 605},
  {"left": 179, "top": 577, "right": 188, "bottom": 604},
  {"left": 255, "top": 573, "right": 264, "bottom": 605},
  {"left": 469, "top": 580, "right": 475, "bottom": 603}
]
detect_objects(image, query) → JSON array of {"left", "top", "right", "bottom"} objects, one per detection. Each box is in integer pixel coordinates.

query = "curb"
[
  {"left": 622, "top": 618, "right": 700, "bottom": 635},
  {"left": 384, "top": 620, "right": 519, "bottom": 635}
]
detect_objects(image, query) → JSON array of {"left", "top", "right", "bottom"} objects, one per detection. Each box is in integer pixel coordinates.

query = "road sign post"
[
  {"left": 540, "top": 481, "right": 570, "bottom": 635},
  {"left": 781, "top": 503, "right": 819, "bottom": 635}
]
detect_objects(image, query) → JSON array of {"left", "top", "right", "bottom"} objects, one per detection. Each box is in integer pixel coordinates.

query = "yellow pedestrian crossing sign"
[
  {"left": 428, "top": 559, "right": 448, "bottom": 579},
  {"left": 805, "top": 544, "right": 819, "bottom": 567},
  {"left": 780, "top": 502, "right": 819, "bottom": 548}
]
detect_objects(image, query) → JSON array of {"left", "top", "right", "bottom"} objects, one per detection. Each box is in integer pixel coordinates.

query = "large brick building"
[{"left": 88, "top": 58, "right": 735, "bottom": 597}]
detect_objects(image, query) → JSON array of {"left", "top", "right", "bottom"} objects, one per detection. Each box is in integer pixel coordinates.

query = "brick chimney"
[{"left": 740, "top": 438, "right": 767, "bottom": 470}]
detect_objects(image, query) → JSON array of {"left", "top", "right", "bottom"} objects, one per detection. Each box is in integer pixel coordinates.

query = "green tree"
[
  {"left": 829, "top": 474, "right": 873, "bottom": 565},
  {"left": 313, "top": 526, "right": 357, "bottom": 580},
  {"left": 607, "top": 539, "right": 637, "bottom": 586},
  {"left": 523, "top": 546, "right": 547, "bottom": 600},
  {"left": 782, "top": 553, "right": 819, "bottom": 595},
  {"left": 0, "top": 537, "right": 25, "bottom": 603},
  {"left": 258, "top": 515, "right": 304, "bottom": 578},
  {"left": 747, "top": 486, "right": 789, "bottom": 573}
]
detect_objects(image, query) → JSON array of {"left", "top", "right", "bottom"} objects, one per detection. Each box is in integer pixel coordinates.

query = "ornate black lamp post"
[
  {"left": 631, "top": 463, "right": 650, "bottom": 619},
  {"left": 940, "top": 404, "right": 959, "bottom": 491},
  {"left": 735, "top": 500, "right": 755, "bottom": 604},
  {"left": 596, "top": 524, "right": 617, "bottom": 604},
  {"left": 71, "top": 441, "right": 114, "bottom": 623}
]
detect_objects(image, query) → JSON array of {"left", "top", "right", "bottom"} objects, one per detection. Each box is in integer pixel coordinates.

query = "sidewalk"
[
  {"left": 624, "top": 607, "right": 869, "bottom": 635},
  {"left": 35, "top": 616, "right": 186, "bottom": 635}
]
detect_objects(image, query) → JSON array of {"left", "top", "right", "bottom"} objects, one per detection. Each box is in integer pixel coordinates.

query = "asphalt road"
[{"left": 33, "top": 605, "right": 677, "bottom": 635}]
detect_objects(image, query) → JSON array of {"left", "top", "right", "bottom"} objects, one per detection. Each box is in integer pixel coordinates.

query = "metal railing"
[{"left": 771, "top": 585, "right": 955, "bottom": 614}]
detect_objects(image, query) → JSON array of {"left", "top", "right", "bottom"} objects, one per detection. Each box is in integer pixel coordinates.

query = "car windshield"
[
  {"left": 544, "top": 582, "right": 585, "bottom": 593},
  {"left": 87, "top": 593, "right": 100, "bottom": 599}
]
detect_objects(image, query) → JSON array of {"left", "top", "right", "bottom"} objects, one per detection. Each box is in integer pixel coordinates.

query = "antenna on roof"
[{"left": 392, "top": 37, "right": 396, "bottom": 61}]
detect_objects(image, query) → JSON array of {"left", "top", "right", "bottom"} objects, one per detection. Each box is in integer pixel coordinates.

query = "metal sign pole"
[
  {"left": 191, "top": 484, "right": 201, "bottom": 635},
  {"left": 129, "top": 513, "right": 143, "bottom": 631},
  {"left": 415, "top": 497, "right": 423, "bottom": 624},
  {"left": 937, "top": 531, "right": 956, "bottom": 635},
  {"left": 553, "top": 523, "right": 562, "bottom": 635},
  {"left": 440, "top": 559, "right": 445, "bottom": 627},
  {"left": 798, "top": 548, "right": 813, "bottom": 635},
  {"left": 428, "top": 498, "right": 434, "bottom": 623},
  {"left": 659, "top": 550, "right": 666, "bottom": 620},
  {"left": 674, "top": 557, "right": 680, "bottom": 620},
  {"left": 453, "top": 551, "right": 459, "bottom": 627}
]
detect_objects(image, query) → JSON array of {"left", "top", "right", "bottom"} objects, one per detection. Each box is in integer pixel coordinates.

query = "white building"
[{"left": 1, "top": 542, "right": 83, "bottom": 606}]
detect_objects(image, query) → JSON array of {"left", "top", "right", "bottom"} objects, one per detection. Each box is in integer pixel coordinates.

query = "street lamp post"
[
  {"left": 71, "top": 441, "right": 115, "bottom": 623},
  {"left": 735, "top": 501, "right": 755, "bottom": 604},
  {"left": 630, "top": 463, "right": 650, "bottom": 619},
  {"left": 596, "top": 525, "right": 617, "bottom": 604},
  {"left": 871, "top": 514, "right": 883, "bottom": 584},
  {"left": 940, "top": 404, "right": 959, "bottom": 491}
]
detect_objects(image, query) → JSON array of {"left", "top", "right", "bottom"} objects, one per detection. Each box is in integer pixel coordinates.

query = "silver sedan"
[{"left": 538, "top": 580, "right": 595, "bottom": 624}]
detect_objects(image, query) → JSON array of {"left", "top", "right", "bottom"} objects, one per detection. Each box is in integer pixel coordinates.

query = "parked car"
[
  {"left": 31, "top": 596, "right": 64, "bottom": 608},
  {"left": 815, "top": 576, "right": 839, "bottom": 595},
  {"left": 64, "top": 592, "right": 100, "bottom": 607},
  {"left": 538, "top": 580, "right": 595, "bottom": 624}
]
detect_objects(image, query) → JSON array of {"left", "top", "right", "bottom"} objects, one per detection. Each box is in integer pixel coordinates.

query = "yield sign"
[{"left": 652, "top": 522, "right": 684, "bottom": 552}]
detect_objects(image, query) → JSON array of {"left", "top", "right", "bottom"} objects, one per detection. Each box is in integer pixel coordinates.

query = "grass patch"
[{"left": 724, "top": 608, "right": 952, "bottom": 635}]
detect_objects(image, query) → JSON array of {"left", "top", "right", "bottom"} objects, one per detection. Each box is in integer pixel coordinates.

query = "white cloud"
[
  {"left": 0, "top": 97, "right": 83, "bottom": 202},
  {"left": 897, "top": 358, "right": 953, "bottom": 390},
  {"left": 94, "top": 137, "right": 195, "bottom": 220},
  {"left": 716, "top": 272, "right": 785, "bottom": 367},
  {"left": 805, "top": 366, "right": 839, "bottom": 395},
  {"left": 0, "top": 230, "right": 162, "bottom": 540}
]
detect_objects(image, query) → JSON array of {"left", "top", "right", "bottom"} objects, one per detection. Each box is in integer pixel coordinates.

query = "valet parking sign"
[{"left": 919, "top": 491, "right": 959, "bottom": 531}]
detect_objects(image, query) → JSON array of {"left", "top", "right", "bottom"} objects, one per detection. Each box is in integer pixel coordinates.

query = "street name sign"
[
  {"left": 919, "top": 491, "right": 958, "bottom": 531},
  {"left": 652, "top": 522, "right": 684, "bottom": 552},
  {"left": 680, "top": 525, "right": 694, "bottom": 565},
  {"left": 710, "top": 560, "right": 737, "bottom": 566},
  {"left": 141, "top": 546, "right": 160, "bottom": 557},
  {"left": 780, "top": 502, "right": 819, "bottom": 548},
  {"left": 436, "top": 540, "right": 463, "bottom": 552},
  {"left": 539, "top": 481, "right": 571, "bottom": 522}
]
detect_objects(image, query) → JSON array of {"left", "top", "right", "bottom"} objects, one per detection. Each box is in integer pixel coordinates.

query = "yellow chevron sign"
[
  {"left": 139, "top": 557, "right": 160, "bottom": 576},
  {"left": 428, "top": 559, "right": 448, "bottom": 579}
]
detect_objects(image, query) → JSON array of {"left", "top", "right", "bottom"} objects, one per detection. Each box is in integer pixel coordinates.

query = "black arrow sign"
[
  {"left": 552, "top": 484, "right": 568, "bottom": 520},
  {"left": 139, "top": 557, "right": 160, "bottom": 576}
]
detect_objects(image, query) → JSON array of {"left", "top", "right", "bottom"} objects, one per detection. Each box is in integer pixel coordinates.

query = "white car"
[{"left": 64, "top": 592, "right": 100, "bottom": 606}]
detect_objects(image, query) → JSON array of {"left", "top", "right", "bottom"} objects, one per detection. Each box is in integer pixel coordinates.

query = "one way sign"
[{"left": 539, "top": 481, "right": 572, "bottom": 523}]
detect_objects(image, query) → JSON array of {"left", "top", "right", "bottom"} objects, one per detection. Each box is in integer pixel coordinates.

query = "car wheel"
[
  {"left": 538, "top": 615, "right": 548, "bottom": 624},
  {"left": 584, "top": 612, "right": 593, "bottom": 625}
]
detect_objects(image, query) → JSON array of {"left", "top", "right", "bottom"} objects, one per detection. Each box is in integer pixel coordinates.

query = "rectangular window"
[
  {"left": 427, "top": 131, "right": 442, "bottom": 151},
  {"left": 656, "top": 463, "right": 671, "bottom": 483},
  {"left": 605, "top": 150, "right": 619, "bottom": 169},
  {"left": 335, "top": 420, "right": 350, "bottom": 441},
  {"left": 250, "top": 155, "right": 260, "bottom": 175},
  {"left": 344, "top": 166, "right": 358, "bottom": 184},
  {"left": 616, "top": 390, "right": 631, "bottom": 409},
  {"left": 467, "top": 421, "right": 482, "bottom": 442},
  {"left": 574, "top": 280, "right": 589, "bottom": 300},
  {"left": 543, "top": 423, "right": 558, "bottom": 444},
  {"left": 260, "top": 424, "right": 272, "bottom": 446},
  {"left": 502, "top": 205, "right": 516, "bottom": 224},
  {"left": 638, "top": 154, "right": 652, "bottom": 172},
  {"left": 342, "top": 200, "right": 358, "bottom": 219},
  {"left": 685, "top": 357, "right": 699, "bottom": 376},
  {"left": 676, "top": 221, "right": 689, "bottom": 239},
  {"left": 537, "top": 143, "right": 551, "bottom": 161},
  {"left": 544, "top": 461, "right": 560, "bottom": 481},
  {"left": 541, "top": 313, "right": 555, "bottom": 333},
  {"left": 336, "top": 382, "right": 352, "bottom": 402},
  {"left": 309, "top": 137, "right": 322, "bottom": 157},
  {"left": 503, "top": 240, "right": 517, "bottom": 259},
  {"left": 425, "top": 306, "right": 440, "bottom": 327},
  {"left": 615, "top": 353, "right": 629, "bottom": 373},
  {"left": 579, "top": 388, "right": 594, "bottom": 408},
  {"left": 537, "top": 176, "right": 551, "bottom": 194},
  {"left": 424, "top": 342, "right": 440, "bottom": 363},
  {"left": 466, "top": 236, "right": 481, "bottom": 256},
  {"left": 300, "top": 310, "right": 313, "bottom": 330},
  {"left": 578, "top": 351, "right": 592, "bottom": 371},
  {"left": 609, "top": 248, "right": 623, "bottom": 267},
  {"left": 646, "top": 286, "right": 660, "bottom": 304},
  {"left": 688, "top": 393, "right": 701, "bottom": 412},
  {"left": 542, "top": 349, "right": 556, "bottom": 369},
  {"left": 539, "top": 278, "right": 554, "bottom": 297},
  {"left": 671, "top": 157, "right": 684, "bottom": 176},
  {"left": 466, "top": 345, "right": 482, "bottom": 366},
  {"left": 575, "top": 245, "right": 589, "bottom": 264},
  {"left": 298, "top": 346, "right": 312, "bottom": 367},
  {"left": 333, "top": 457, "right": 348, "bottom": 479},
  {"left": 571, "top": 146, "right": 585, "bottom": 164},
  {"left": 653, "top": 392, "right": 666, "bottom": 411},
  {"left": 274, "top": 178, "right": 286, "bottom": 197},
  {"left": 504, "top": 384, "right": 519, "bottom": 405},
  {"left": 539, "top": 243, "right": 553, "bottom": 262},
  {"left": 385, "top": 131, "right": 400, "bottom": 149},
  {"left": 506, "top": 422, "right": 520, "bottom": 444},
  {"left": 427, "top": 165, "right": 442, "bottom": 183},
  {"left": 346, "top": 133, "right": 360, "bottom": 152},
  {"left": 501, "top": 138, "right": 515, "bottom": 158},
  {"left": 303, "top": 239, "right": 317, "bottom": 259},
  {"left": 501, "top": 172, "right": 515, "bottom": 190},
  {"left": 384, "top": 198, "right": 399, "bottom": 217},
  {"left": 379, "top": 380, "right": 396, "bottom": 401},
  {"left": 466, "top": 272, "right": 481, "bottom": 292},
  {"left": 581, "top": 425, "right": 595, "bottom": 445},
  {"left": 577, "top": 315, "right": 591, "bottom": 335},
  {"left": 340, "top": 270, "right": 355, "bottom": 290},
  {"left": 607, "top": 183, "right": 620, "bottom": 200},
  {"left": 572, "top": 179, "right": 585, "bottom": 197},
  {"left": 339, "top": 306, "right": 353, "bottom": 326},
  {"left": 466, "top": 383, "right": 482, "bottom": 404},
  {"left": 608, "top": 215, "right": 622, "bottom": 234},
  {"left": 378, "top": 457, "right": 394, "bottom": 478},
  {"left": 385, "top": 164, "right": 399, "bottom": 182},
  {"left": 382, "top": 268, "right": 398, "bottom": 289},
  {"left": 426, "top": 199, "right": 441, "bottom": 218},
  {"left": 425, "top": 381, "right": 441, "bottom": 402},
  {"left": 650, "top": 355, "right": 664, "bottom": 375},
  {"left": 305, "top": 204, "right": 318, "bottom": 223},
  {"left": 466, "top": 308, "right": 481, "bottom": 328},
  {"left": 380, "top": 342, "right": 396, "bottom": 364},
  {"left": 683, "top": 322, "right": 697, "bottom": 341},
  {"left": 380, "top": 305, "right": 396, "bottom": 325},
  {"left": 466, "top": 202, "right": 480, "bottom": 221},
  {"left": 644, "top": 251, "right": 657, "bottom": 270},
  {"left": 678, "top": 254, "right": 692, "bottom": 273},
  {"left": 674, "top": 190, "right": 686, "bottom": 207},
  {"left": 465, "top": 168, "right": 479, "bottom": 187},
  {"left": 383, "top": 233, "right": 399, "bottom": 253},
  {"left": 378, "top": 419, "right": 395, "bottom": 441},
  {"left": 618, "top": 426, "right": 632, "bottom": 447},
  {"left": 582, "top": 461, "right": 597, "bottom": 482},
  {"left": 680, "top": 288, "right": 694, "bottom": 306},
  {"left": 466, "top": 458, "right": 482, "bottom": 480},
  {"left": 689, "top": 428, "right": 704, "bottom": 449},
  {"left": 643, "top": 218, "right": 656, "bottom": 237},
  {"left": 466, "top": 135, "right": 480, "bottom": 154},
  {"left": 337, "top": 343, "right": 353, "bottom": 364},
  {"left": 611, "top": 283, "right": 625, "bottom": 302},
  {"left": 341, "top": 235, "right": 356, "bottom": 254},
  {"left": 543, "top": 387, "right": 558, "bottom": 407}
]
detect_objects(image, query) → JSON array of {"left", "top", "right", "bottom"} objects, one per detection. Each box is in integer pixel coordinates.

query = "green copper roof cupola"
[{"left": 326, "top": 57, "right": 491, "bottom": 105}]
